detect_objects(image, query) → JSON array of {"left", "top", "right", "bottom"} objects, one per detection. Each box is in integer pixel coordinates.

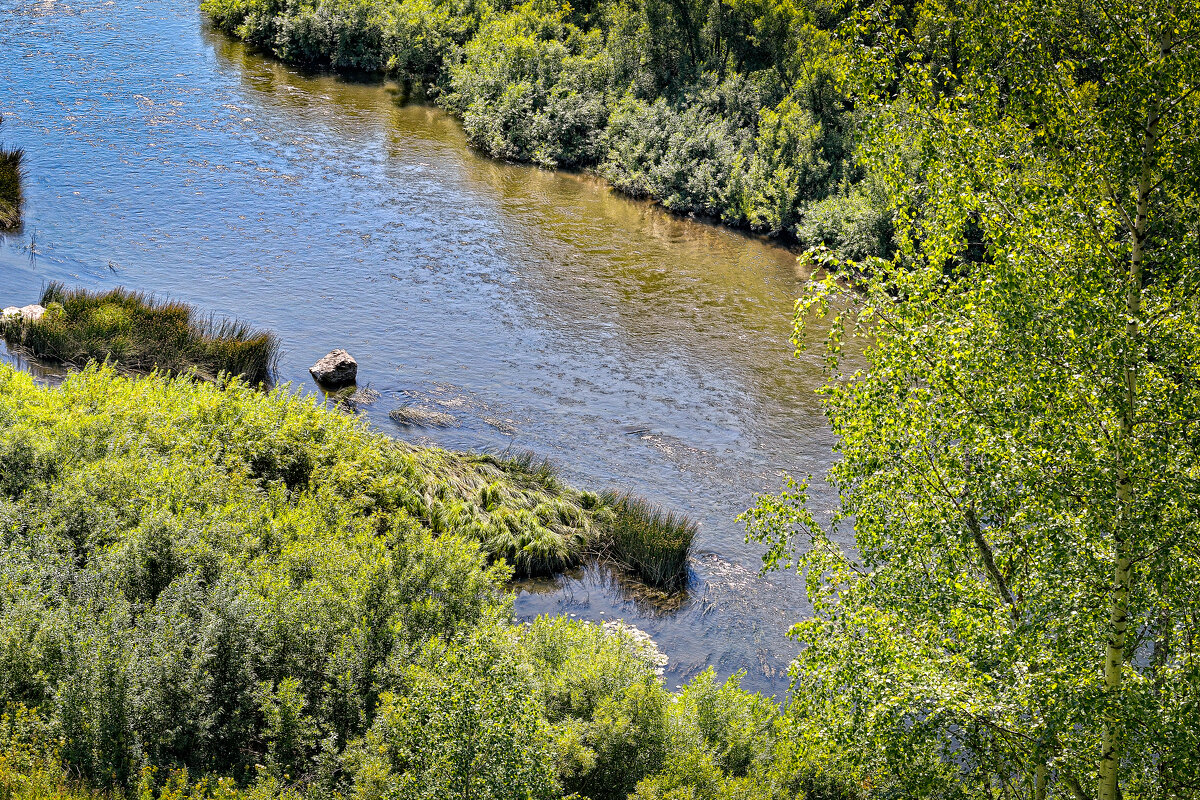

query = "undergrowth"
[{"left": 0, "top": 363, "right": 860, "bottom": 800}]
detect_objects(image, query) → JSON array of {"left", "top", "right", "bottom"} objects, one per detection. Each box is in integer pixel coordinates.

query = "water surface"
[{"left": 0, "top": 0, "right": 849, "bottom": 695}]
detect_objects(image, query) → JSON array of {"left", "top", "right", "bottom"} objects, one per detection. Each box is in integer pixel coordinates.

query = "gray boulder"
[{"left": 310, "top": 349, "right": 357, "bottom": 387}]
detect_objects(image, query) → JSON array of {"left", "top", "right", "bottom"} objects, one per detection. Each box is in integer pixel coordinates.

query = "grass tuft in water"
[
  {"left": 0, "top": 133, "right": 23, "bottom": 229},
  {"left": 1, "top": 282, "right": 279, "bottom": 385},
  {"left": 600, "top": 492, "right": 696, "bottom": 591}
]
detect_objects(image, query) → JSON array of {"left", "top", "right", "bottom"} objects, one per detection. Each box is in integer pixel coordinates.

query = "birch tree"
[{"left": 746, "top": 0, "right": 1200, "bottom": 796}]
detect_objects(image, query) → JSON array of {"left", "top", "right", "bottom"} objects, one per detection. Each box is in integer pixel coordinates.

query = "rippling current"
[{"left": 0, "top": 0, "right": 855, "bottom": 696}]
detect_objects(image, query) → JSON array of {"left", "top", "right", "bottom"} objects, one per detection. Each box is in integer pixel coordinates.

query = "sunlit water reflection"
[{"left": 0, "top": 0, "right": 854, "bottom": 696}]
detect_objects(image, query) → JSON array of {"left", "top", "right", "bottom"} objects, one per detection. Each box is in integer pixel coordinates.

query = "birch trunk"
[{"left": 1095, "top": 56, "right": 1163, "bottom": 800}]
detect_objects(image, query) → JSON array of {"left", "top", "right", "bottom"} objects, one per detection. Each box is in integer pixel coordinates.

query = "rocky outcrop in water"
[
  {"left": 2, "top": 304, "right": 45, "bottom": 323},
  {"left": 310, "top": 349, "right": 357, "bottom": 387}
]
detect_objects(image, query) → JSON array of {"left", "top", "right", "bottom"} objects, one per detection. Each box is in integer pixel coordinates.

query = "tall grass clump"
[
  {"left": 1, "top": 283, "right": 279, "bottom": 384},
  {"left": 395, "top": 448, "right": 592, "bottom": 578},
  {"left": 600, "top": 492, "right": 696, "bottom": 590},
  {"left": 0, "top": 116, "right": 23, "bottom": 230}
]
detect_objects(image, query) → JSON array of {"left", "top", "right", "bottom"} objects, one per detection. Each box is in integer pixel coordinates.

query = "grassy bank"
[
  {"left": 199, "top": 0, "right": 893, "bottom": 259},
  {"left": 1, "top": 284, "right": 279, "bottom": 385},
  {"left": 0, "top": 363, "right": 857, "bottom": 800},
  {"left": 0, "top": 117, "right": 22, "bottom": 229},
  {"left": 0, "top": 284, "right": 691, "bottom": 588}
]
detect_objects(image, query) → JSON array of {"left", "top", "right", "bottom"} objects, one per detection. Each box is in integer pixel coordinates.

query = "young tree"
[{"left": 746, "top": 0, "right": 1200, "bottom": 796}]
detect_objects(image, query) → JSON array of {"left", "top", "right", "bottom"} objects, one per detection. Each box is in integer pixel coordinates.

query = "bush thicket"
[
  {"left": 200, "top": 0, "right": 892, "bottom": 255},
  {"left": 0, "top": 364, "right": 857, "bottom": 800}
]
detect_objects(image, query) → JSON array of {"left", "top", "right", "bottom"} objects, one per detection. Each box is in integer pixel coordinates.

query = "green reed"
[
  {"left": 0, "top": 145, "right": 23, "bottom": 229},
  {"left": 600, "top": 492, "right": 696, "bottom": 590},
  {"left": 1, "top": 282, "right": 279, "bottom": 385}
]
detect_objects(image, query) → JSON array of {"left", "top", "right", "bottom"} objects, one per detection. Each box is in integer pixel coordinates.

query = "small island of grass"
[
  {"left": 0, "top": 116, "right": 23, "bottom": 230},
  {"left": 1, "top": 283, "right": 280, "bottom": 385}
]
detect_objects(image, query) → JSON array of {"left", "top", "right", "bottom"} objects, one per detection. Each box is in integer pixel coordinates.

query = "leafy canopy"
[{"left": 746, "top": 0, "right": 1200, "bottom": 796}]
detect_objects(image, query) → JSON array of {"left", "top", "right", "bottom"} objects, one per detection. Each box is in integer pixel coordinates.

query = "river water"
[{"left": 0, "top": 0, "right": 848, "bottom": 696}]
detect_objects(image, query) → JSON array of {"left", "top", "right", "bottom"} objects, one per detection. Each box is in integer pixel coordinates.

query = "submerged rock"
[
  {"left": 2, "top": 304, "right": 45, "bottom": 323},
  {"left": 389, "top": 406, "right": 459, "bottom": 428},
  {"left": 330, "top": 385, "right": 381, "bottom": 413},
  {"left": 310, "top": 349, "right": 357, "bottom": 387}
]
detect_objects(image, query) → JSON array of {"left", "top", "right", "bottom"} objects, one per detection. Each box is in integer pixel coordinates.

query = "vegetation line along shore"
[
  {"left": 0, "top": 362, "right": 820, "bottom": 800},
  {"left": 200, "top": 0, "right": 893, "bottom": 260},
  {"left": 1, "top": 283, "right": 280, "bottom": 386},
  {"left": 0, "top": 284, "right": 695, "bottom": 590},
  {"left": 3, "top": 0, "right": 1199, "bottom": 792}
]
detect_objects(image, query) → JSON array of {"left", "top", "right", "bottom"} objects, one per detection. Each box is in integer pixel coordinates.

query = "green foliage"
[
  {"left": 0, "top": 363, "right": 508, "bottom": 788},
  {"left": 350, "top": 625, "right": 558, "bottom": 800},
  {"left": 746, "top": 0, "right": 1200, "bottom": 796},
  {"left": 447, "top": 1, "right": 613, "bottom": 167},
  {"left": 601, "top": 79, "right": 755, "bottom": 217},
  {"left": 200, "top": 0, "right": 890, "bottom": 256},
  {"left": 521, "top": 617, "right": 671, "bottom": 799},
  {"left": 0, "top": 365, "right": 798, "bottom": 800},
  {"left": 0, "top": 284, "right": 279, "bottom": 386}
]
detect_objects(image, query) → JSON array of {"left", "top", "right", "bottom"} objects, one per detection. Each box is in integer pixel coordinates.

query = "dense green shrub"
[
  {"left": 447, "top": 1, "right": 613, "bottom": 167},
  {"left": 0, "top": 364, "right": 867, "bottom": 800},
  {"left": 601, "top": 79, "right": 755, "bottom": 217},
  {"left": 201, "top": 0, "right": 893, "bottom": 257},
  {"left": 350, "top": 624, "right": 559, "bottom": 800}
]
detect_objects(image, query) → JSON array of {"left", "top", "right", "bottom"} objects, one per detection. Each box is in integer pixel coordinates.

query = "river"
[{"left": 0, "top": 0, "right": 850, "bottom": 696}]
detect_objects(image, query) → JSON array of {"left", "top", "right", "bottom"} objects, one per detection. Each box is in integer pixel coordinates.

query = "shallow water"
[{"left": 0, "top": 0, "right": 851, "bottom": 696}]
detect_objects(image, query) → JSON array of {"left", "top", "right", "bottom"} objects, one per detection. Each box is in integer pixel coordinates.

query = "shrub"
[
  {"left": 0, "top": 364, "right": 510, "bottom": 788},
  {"left": 601, "top": 83, "right": 753, "bottom": 217},
  {"left": 0, "top": 366, "right": 859, "bottom": 800},
  {"left": 448, "top": 1, "right": 613, "bottom": 167},
  {"left": 350, "top": 625, "right": 559, "bottom": 800}
]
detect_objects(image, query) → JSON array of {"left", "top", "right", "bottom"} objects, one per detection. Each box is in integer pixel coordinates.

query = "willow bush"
[{"left": 0, "top": 364, "right": 850, "bottom": 800}]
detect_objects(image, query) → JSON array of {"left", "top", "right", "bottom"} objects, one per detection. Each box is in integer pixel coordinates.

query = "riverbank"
[
  {"left": 0, "top": 283, "right": 695, "bottom": 588},
  {"left": 0, "top": 360, "right": 857, "bottom": 800},
  {"left": 0, "top": 0, "right": 831, "bottom": 696},
  {"left": 200, "top": 0, "right": 894, "bottom": 261},
  {"left": 1, "top": 283, "right": 280, "bottom": 385}
]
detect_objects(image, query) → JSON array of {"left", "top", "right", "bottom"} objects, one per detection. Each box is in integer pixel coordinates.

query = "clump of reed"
[
  {"left": 599, "top": 492, "right": 696, "bottom": 591},
  {"left": 0, "top": 116, "right": 23, "bottom": 229},
  {"left": 1, "top": 282, "right": 279, "bottom": 385},
  {"left": 389, "top": 446, "right": 696, "bottom": 589},
  {"left": 382, "top": 446, "right": 596, "bottom": 578}
]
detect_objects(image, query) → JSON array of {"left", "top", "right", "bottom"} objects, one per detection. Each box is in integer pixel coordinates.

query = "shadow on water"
[{"left": 0, "top": 0, "right": 862, "bottom": 696}]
